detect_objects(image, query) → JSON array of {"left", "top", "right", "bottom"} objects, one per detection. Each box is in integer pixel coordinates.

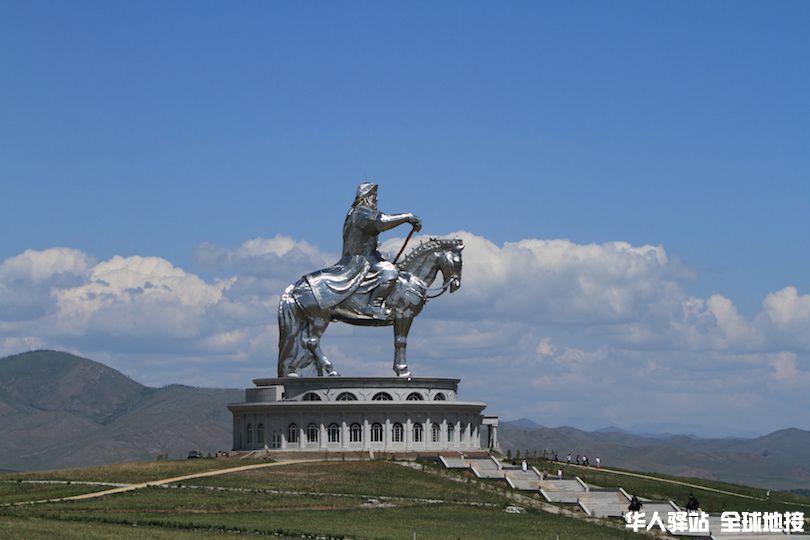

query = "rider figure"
[{"left": 343, "top": 182, "right": 421, "bottom": 319}]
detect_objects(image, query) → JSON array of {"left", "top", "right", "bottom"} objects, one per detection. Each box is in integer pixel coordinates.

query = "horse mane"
[{"left": 398, "top": 237, "right": 462, "bottom": 272}]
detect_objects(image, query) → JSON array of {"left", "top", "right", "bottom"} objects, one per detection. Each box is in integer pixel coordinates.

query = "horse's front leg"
[
  {"left": 304, "top": 316, "right": 340, "bottom": 376},
  {"left": 393, "top": 316, "right": 414, "bottom": 377}
]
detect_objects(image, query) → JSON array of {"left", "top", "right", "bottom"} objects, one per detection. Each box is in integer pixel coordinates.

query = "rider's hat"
[{"left": 355, "top": 182, "right": 378, "bottom": 201}]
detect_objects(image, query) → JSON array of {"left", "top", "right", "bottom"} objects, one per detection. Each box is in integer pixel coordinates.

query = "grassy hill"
[
  {"left": 2, "top": 457, "right": 809, "bottom": 539},
  {"left": 0, "top": 351, "right": 242, "bottom": 471},
  {"left": 0, "top": 458, "right": 637, "bottom": 540}
]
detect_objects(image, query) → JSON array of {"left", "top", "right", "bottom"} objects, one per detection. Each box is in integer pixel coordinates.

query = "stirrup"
[{"left": 360, "top": 305, "right": 387, "bottom": 320}]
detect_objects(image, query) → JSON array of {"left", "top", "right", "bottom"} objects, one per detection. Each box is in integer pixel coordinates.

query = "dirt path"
[{"left": 8, "top": 459, "right": 322, "bottom": 506}]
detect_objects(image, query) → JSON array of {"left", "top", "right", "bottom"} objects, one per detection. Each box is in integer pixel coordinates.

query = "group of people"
[
  {"left": 569, "top": 453, "right": 600, "bottom": 468},
  {"left": 548, "top": 451, "right": 601, "bottom": 468}
]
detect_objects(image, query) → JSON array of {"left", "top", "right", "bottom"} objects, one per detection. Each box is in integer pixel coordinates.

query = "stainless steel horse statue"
[{"left": 278, "top": 236, "right": 463, "bottom": 377}]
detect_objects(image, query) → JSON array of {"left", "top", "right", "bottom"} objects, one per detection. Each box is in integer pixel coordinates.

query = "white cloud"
[
  {"left": 764, "top": 351, "right": 810, "bottom": 389},
  {"left": 0, "top": 247, "right": 94, "bottom": 322},
  {"left": 54, "top": 255, "right": 231, "bottom": 338},
  {"left": 0, "top": 247, "right": 93, "bottom": 283},
  {"left": 535, "top": 337, "right": 555, "bottom": 357},
  {"left": 759, "top": 287, "right": 810, "bottom": 350},
  {"left": 195, "top": 234, "right": 333, "bottom": 280},
  {"left": 386, "top": 232, "right": 683, "bottom": 326},
  {"left": 1, "top": 234, "right": 810, "bottom": 433}
]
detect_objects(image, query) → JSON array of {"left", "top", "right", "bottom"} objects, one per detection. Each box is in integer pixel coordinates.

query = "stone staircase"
[
  {"left": 538, "top": 479, "right": 588, "bottom": 503},
  {"left": 577, "top": 488, "right": 631, "bottom": 518},
  {"left": 438, "top": 456, "right": 809, "bottom": 538}
]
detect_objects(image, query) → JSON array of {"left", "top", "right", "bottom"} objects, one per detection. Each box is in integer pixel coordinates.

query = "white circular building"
[{"left": 228, "top": 377, "right": 498, "bottom": 453}]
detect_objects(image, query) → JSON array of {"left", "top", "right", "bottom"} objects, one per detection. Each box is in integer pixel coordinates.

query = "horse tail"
[{"left": 278, "top": 283, "right": 305, "bottom": 377}]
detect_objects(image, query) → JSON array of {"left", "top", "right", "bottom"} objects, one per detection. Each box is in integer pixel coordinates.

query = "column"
[
  {"left": 363, "top": 418, "right": 370, "bottom": 451},
  {"left": 281, "top": 415, "right": 288, "bottom": 449},
  {"left": 319, "top": 413, "right": 327, "bottom": 450}
]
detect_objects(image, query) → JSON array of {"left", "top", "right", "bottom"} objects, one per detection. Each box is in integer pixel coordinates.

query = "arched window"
[
  {"left": 257, "top": 423, "right": 265, "bottom": 444},
  {"left": 328, "top": 423, "right": 340, "bottom": 443},
  {"left": 371, "top": 422, "right": 384, "bottom": 442},
  {"left": 447, "top": 423, "right": 455, "bottom": 443},
  {"left": 288, "top": 423, "right": 298, "bottom": 444},
  {"left": 350, "top": 423, "right": 362, "bottom": 442},
  {"left": 246, "top": 423, "right": 253, "bottom": 444},
  {"left": 413, "top": 422, "right": 424, "bottom": 443},
  {"left": 406, "top": 392, "right": 424, "bottom": 401},
  {"left": 392, "top": 423, "right": 404, "bottom": 443},
  {"left": 460, "top": 424, "right": 466, "bottom": 443},
  {"left": 307, "top": 423, "right": 319, "bottom": 443},
  {"left": 372, "top": 392, "right": 393, "bottom": 401},
  {"left": 433, "top": 392, "right": 446, "bottom": 401},
  {"left": 336, "top": 392, "right": 358, "bottom": 401},
  {"left": 302, "top": 392, "right": 322, "bottom": 401},
  {"left": 431, "top": 423, "right": 440, "bottom": 443}
]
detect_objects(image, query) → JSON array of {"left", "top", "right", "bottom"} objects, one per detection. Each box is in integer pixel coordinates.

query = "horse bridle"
[
  {"left": 426, "top": 276, "right": 456, "bottom": 299},
  {"left": 426, "top": 253, "right": 461, "bottom": 299}
]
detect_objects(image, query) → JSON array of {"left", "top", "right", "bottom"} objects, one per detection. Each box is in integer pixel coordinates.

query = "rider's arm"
[{"left": 376, "top": 212, "right": 422, "bottom": 233}]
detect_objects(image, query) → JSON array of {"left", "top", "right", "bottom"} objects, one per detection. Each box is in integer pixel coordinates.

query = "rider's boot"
[
  {"left": 360, "top": 302, "right": 389, "bottom": 320},
  {"left": 362, "top": 279, "right": 395, "bottom": 319}
]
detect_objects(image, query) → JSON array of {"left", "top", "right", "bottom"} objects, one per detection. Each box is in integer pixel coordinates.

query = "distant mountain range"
[
  {"left": 0, "top": 350, "right": 241, "bottom": 472},
  {"left": 499, "top": 421, "right": 810, "bottom": 490},
  {"left": 1, "top": 350, "right": 808, "bottom": 492}
]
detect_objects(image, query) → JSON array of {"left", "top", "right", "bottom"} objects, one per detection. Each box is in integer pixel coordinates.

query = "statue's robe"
[
  {"left": 303, "top": 255, "right": 379, "bottom": 309},
  {"left": 301, "top": 205, "right": 389, "bottom": 310}
]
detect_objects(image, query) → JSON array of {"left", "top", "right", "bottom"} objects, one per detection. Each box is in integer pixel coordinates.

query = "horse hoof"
[
  {"left": 396, "top": 370, "right": 411, "bottom": 378},
  {"left": 328, "top": 370, "right": 340, "bottom": 376}
]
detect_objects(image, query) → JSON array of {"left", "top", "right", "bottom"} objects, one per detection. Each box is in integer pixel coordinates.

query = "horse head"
[
  {"left": 438, "top": 239, "right": 464, "bottom": 292},
  {"left": 398, "top": 237, "right": 464, "bottom": 296}
]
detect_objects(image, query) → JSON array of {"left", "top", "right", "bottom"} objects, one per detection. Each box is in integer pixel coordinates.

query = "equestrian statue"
[{"left": 278, "top": 182, "right": 463, "bottom": 377}]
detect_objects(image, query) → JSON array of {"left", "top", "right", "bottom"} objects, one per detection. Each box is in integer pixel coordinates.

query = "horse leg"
[
  {"left": 393, "top": 316, "right": 413, "bottom": 377},
  {"left": 304, "top": 317, "right": 340, "bottom": 377}
]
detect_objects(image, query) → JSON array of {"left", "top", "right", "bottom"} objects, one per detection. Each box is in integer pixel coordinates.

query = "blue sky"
[{"left": 1, "top": 2, "right": 809, "bottom": 436}]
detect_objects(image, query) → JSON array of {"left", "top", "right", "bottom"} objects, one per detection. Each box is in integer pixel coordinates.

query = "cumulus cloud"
[
  {"left": 759, "top": 287, "right": 810, "bottom": 350},
  {"left": 383, "top": 232, "right": 683, "bottom": 326},
  {"left": 0, "top": 248, "right": 94, "bottom": 322},
  {"left": 767, "top": 352, "right": 810, "bottom": 388},
  {"left": 1, "top": 234, "right": 810, "bottom": 432},
  {"left": 0, "top": 247, "right": 93, "bottom": 283},
  {"left": 53, "top": 255, "right": 232, "bottom": 338},
  {"left": 196, "top": 234, "right": 333, "bottom": 281}
]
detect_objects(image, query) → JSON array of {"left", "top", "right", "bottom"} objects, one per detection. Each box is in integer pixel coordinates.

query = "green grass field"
[
  {"left": 5, "top": 458, "right": 252, "bottom": 484},
  {"left": 4, "top": 457, "right": 808, "bottom": 539},
  {"left": 0, "top": 482, "right": 110, "bottom": 505},
  {"left": 0, "top": 458, "right": 638, "bottom": 539},
  {"left": 184, "top": 461, "right": 504, "bottom": 503}
]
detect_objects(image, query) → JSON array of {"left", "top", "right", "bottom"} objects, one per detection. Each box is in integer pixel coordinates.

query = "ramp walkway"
[
  {"left": 578, "top": 488, "right": 631, "bottom": 518},
  {"left": 504, "top": 467, "right": 543, "bottom": 490},
  {"left": 538, "top": 479, "right": 587, "bottom": 503}
]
